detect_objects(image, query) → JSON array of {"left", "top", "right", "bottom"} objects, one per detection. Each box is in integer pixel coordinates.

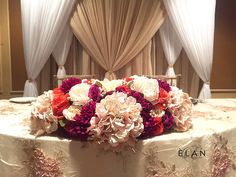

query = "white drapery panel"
[
  {"left": 159, "top": 17, "right": 182, "bottom": 84},
  {"left": 52, "top": 25, "right": 73, "bottom": 86},
  {"left": 21, "top": 0, "right": 76, "bottom": 96},
  {"left": 164, "top": 0, "right": 216, "bottom": 99}
]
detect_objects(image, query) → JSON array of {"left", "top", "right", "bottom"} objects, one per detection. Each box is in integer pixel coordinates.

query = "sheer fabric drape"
[
  {"left": 52, "top": 25, "right": 73, "bottom": 85},
  {"left": 70, "top": 0, "right": 165, "bottom": 80},
  {"left": 21, "top": 0, "right": 75, "bottom": 96},
  {"left": 159, "top": 17, "right": 182, "bottom": 84},
  {"left": 164, "top": 0, "right": 216, "bottom": 99}
]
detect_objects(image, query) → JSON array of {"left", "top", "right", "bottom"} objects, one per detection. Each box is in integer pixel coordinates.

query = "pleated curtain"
[
  {"left": 159, "top": 17, "right": 182, "bottom": 85},
  {"left": 52, "top": 25, "right": 74, "bottom": 86},
  {"left": 21, "top": 0, "right": 76, "bottom": 96},
  {"left": 164, "top": 0, "right": 216, "bottom": 99},
  {"left": 70, "top": 0, "right": 165, "bottom": 80}
]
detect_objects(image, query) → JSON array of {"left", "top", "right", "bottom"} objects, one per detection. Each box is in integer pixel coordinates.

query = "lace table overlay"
[
  {"left": 0, "top": 99, "right": 236, "bottom": 177},
  {"left": 202, "top": 135, "right": 236, "bottom": 177},
  {"left": 25, "top": 148, "right": 63, "bottom": 177},
  {"left": 19, "top": 139, "right": 64, "bottom": 177},
  {"left": 143, "top": 146, "right": 193, "bottom": 177}
]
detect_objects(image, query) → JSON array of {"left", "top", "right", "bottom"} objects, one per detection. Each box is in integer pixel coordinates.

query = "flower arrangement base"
[{"left": 31, "top": 75, "right": 192, "bottom": 152}]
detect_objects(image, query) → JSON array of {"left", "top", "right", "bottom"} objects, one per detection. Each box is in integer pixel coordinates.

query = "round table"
[{"left": 0, "top": 99, "right": 236, "bottom": 177}]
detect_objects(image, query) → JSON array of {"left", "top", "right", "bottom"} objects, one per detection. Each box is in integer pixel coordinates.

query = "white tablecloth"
[{"left": 0, "top": 99, "right": 236, "bottom": 177}]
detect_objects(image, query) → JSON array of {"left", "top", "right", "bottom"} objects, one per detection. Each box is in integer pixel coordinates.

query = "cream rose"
[
  {"left": 69, "top": 83, "right": 91, "bottom": 105},
  {"left": 62, "top": 105, "right": 81, "bottom": 121},
  {"left": 131, "top": 76, "right": 159, "bottom": 103},
  {"left": 100, "top": 79, "right": 123, "bottom": 92}
]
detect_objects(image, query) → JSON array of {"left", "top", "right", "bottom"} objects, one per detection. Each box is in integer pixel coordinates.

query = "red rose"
[
  {"left": 52, "top": 88, "right": 70, "bottom": 118},
  {"left": 53, "top": 88, "right": 64, "bottom": 95},
  {"left": 124, "top": 77, "right": 134, "bottom": 83},
  {"left": 158, "top": 88, "right": 169, "bottom": 103},
  {"left": 155, "top": 88, "right": 170, "bottom": 110},
  {"left": 116, "top": 85, "right": 131, "bottom": 94},
  {"left": 152, "top": 117, "right": 164, "bottom": 136}
]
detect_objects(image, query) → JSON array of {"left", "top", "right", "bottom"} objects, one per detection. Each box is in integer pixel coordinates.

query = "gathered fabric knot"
[
  {"left": 108, "top": 70, "right": 113, "bottom": 74},
  {"left": 204, "top": 81, "right": 210, "bottom": 85},
  {"left": 28, "top": 78, "right": 34, "bottom": 83},
  {"left": 58, "top": 65, "right": 64, "bottom": 69},
  {"left": 105, "top": 70, "right": 116, "bottom": 80}
]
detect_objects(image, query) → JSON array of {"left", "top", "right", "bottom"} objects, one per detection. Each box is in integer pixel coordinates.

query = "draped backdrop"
[
  {"left": 70, "top": 0, "right": 165, "bottom": 80},
  {"left": 20, "top": 0, "right": 216, "bottom": 99}
]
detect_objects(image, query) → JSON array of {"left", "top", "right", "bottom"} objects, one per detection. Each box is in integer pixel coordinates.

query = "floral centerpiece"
[{"left": 30, "top": 75, "right": 192, "bottom": 151}]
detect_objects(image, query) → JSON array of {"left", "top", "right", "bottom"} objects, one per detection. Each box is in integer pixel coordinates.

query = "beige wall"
[{"left": 0, "top": 0, "right": 236, "bottom": 99}]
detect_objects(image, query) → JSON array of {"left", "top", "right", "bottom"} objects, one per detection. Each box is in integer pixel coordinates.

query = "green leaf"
[{"left": 59, "top": 119, "right": 67, "bottom": 127}]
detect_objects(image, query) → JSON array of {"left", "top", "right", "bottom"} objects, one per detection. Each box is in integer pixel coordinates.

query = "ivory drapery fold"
[
  {"left": 159, "top": 17, "right": 182, "bottom": 85},
  {"left": 70, "top": 0, "right": 165, "bottom": 80},
  {"left": 21, "top": 0, "right": 76, "bottom": 96},
  {"left": 52, "top": 25, "right": 73, "bottom": 86}
]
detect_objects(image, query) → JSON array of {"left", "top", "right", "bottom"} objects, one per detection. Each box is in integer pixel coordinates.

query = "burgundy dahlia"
[
  {"left": 64, "top": 121, "right": 89, "bottom": 141},
  {"left": 88, "top": 84, "right": 101, "bottom": 102},
  {"left": 139, "top": 117, "right": 164, "bottom": 139},
  {"left": 162, "top": 110, "right": 174, "bottom": 131},
  {"left": 129, "top": 90, "right": 153, "bottom": 111},
  {"left": 158, "top": 80, "right": 171, "bottom": 92},
  {"left": 65, "top": 101, "right": 96, "bottom": 141},
  {"left": 103, "top": 91, "right": 114, "bottom": 98},
  {"left": 79, "top": 101, "right": 96, "bottom": 119},
  {"left": 60, "top": 77, "right": 81, "bottom": 93},
  {"left": 115, "top": 85, "right": 131, "bottom": 94},
  {"left": 129, "top": 90, "right": 144, "bottom": 101}
]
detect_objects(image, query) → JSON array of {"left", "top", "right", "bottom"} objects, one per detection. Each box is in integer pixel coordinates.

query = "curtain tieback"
[
  {"left": 58, "top": 65, "right": 64, "bottom": 69},
  {"left": 204, "top": 81, "right": 210, "bottom": 85},
  {"left": 105, "top": 70, "right": 116, "bottom": 80},
  {"left": 27, "top": 78, "right": 35, "bottom": 83},
  {"left": 168, "top": 65, "right": 174, "bottom": 68},
  {"left": 107, "top": 70, "right": 113, "bottom": 74}
]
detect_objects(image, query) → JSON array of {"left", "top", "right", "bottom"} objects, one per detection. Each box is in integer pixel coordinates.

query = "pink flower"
[
  {"left": 31, "top": 90, "right": 58, "bottom": 136},
  {"left": 89, "top": 92, "right": 144, "bottom": 151},
  {"left": 169, "top": 87, "right": 192, "bottom": 132}
]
